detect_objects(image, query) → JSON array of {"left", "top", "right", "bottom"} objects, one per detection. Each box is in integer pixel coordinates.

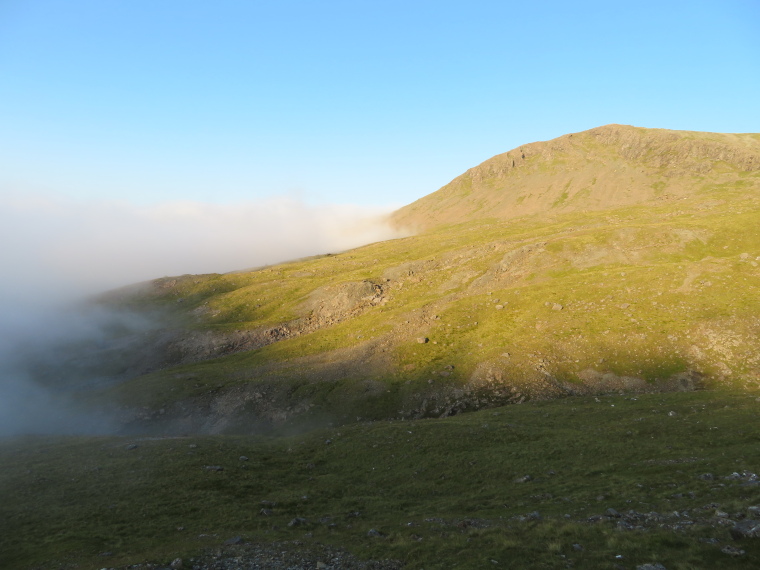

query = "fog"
[
  {"left": 0, "top": 192, "right": 403, "bottom": 301},
  {"left": 0, "top": 191, "right": 406, "bottom": 436}
]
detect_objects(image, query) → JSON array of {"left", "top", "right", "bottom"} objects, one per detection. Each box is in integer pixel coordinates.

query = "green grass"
[
  {"left": 552, "top": 181, "right": 572, "bottom": 207},
  {"left": 79, "top": 193, "right": 760, "bottom": 426},
  {"left": 2, "top": 389, "right": 760, "bottom": 569}
]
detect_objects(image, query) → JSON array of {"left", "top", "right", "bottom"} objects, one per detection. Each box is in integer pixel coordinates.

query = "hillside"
[
  {"left": 27, "top": 125, "right": 760, "bottom": 435},
  {"left": 3, "top": 390, "right": 760, "bottom": 569},
  {"left": 392, "top": 124, "right": 760, "bottom": 230},
  {"left": 7, "top": 124, "right": 760, "bottom": 569}
]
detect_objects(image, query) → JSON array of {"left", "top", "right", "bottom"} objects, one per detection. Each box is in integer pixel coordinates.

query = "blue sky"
[{"left": 2, "top": 0, "right": 758, "bottom": 207}]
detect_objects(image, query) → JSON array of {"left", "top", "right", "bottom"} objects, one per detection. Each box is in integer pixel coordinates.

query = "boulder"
[{"left": 730, "top": 519, "right": 760, "bottom": 540}]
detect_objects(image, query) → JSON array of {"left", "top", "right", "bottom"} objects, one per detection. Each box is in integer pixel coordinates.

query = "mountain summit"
[{"left": 392, "top": 124, "right": 760, "bottom": 230}]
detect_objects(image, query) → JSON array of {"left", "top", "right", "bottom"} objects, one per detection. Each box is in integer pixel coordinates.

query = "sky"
[{"left": 0, "top": 0, "right": 759, "bottom": 296}]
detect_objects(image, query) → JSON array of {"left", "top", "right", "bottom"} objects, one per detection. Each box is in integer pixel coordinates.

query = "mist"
[
  {"left": 0, "top": 192, "right": 404, "bottom": 301},
  {"left": 0, "top": 191, "right": 406, "bottom": 436}
]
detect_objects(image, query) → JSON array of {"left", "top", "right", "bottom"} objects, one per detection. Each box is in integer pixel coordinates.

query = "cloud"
[
  {"left": 0, "top": 190, "right": 406, "bottom": 436},
  {"left": 0, "top": 192, "right": 404, "bottom": 303},
  {"left": 0, "top": 300, "right": 156, "bottom": 437}
]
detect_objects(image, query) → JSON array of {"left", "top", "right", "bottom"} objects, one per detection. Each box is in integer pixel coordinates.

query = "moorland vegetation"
[{"left": 3, "top": 124, "right": 760, "bottom": 568}]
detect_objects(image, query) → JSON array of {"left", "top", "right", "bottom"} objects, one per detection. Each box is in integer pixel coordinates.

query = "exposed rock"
[
  {"left": 721, "top": 545, "right": 746, "bottom": 556},
  {"left": 730, "top": 519, "right": 760, "bottom": 540},
  {"left": 725, "top": 470, "right": 759, "bottom": 483},
  {"left": 301, "top": 281, "right": 385, "bottom": 322}
]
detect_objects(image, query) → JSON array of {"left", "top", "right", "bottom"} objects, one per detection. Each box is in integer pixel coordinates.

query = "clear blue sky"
[{"left": 1, "top": 0, "right": 759, "bottom": 207}]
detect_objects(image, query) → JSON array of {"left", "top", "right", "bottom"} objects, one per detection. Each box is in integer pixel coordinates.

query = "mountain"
[
  {"left": 392, "top": 124, "right": 760, "bottom": 230},
  {"left": 33, "top": 125, "right": 760, "bottom": 435},
  {"left": 8, "top": 123, "right": 760, "bottom": 570}
]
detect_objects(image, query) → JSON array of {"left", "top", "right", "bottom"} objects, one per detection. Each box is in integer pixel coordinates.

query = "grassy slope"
[
  {"left": 391, "top": 124, "right": 760, "bottom": 231},
  {"left": 91, "top": 174, "right": 760, "bottom": 431},
  {"left": 2, "top": 389, "right": 760, "bottom": 569}
]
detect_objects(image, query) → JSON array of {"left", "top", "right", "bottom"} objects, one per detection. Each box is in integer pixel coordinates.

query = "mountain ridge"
[{"left": 392, "top": 124, "right": 760, "bottom": 230}]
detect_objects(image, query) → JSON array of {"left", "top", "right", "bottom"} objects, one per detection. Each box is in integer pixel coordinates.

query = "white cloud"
[{"left": 0, "top": 191, "right": 405, "bottom": 304}]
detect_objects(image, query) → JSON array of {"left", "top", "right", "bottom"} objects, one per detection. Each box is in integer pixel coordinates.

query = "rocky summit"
[{"left": 31, "top": 124, "right": 760, "bottom": 434}]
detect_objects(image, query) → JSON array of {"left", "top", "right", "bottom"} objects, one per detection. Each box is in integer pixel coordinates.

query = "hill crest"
[{"left": 392, "top": 124, "right": 760, "bottom": 230}]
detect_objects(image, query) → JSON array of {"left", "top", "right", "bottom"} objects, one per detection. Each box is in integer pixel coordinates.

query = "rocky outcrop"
[
  {"left": 151, "top": 280, "right": 387, "bottom": 368},
  {"left": 299, "top": 280, "right": 386, "bottom": 323}
]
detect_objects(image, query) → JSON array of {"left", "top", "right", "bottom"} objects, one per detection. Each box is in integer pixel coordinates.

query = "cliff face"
[{"left": 391, "top": 124, "right": 760, "bottom": 231}]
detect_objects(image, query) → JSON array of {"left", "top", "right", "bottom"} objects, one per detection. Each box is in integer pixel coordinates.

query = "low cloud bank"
[
  {"left": 0, "top": 192, "right": 406, "bottom": 436},
  {"left": 0, "top": 192, "right": 404, "bottom": 302},
  {"left": 0, "top": 302, "right": 155, "bottom": 437}
]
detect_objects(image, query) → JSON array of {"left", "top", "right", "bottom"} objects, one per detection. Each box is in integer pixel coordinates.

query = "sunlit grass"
[{"left": 87, "top": 193, "right": 760, "bottom": 428}]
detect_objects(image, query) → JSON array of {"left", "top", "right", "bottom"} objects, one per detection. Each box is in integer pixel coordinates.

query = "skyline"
[
  {"left": 1, "top": 0, "right": 759, "bottom": 300},
  {"left": 1, "top": 0, "right": 759, "bottom": 208}
]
